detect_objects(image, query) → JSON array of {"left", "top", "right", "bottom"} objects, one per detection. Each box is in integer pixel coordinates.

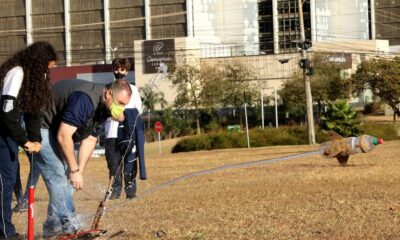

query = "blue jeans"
[
  {"left": 35, "top": 128, "right": 80, "bottom": 235},
  {"left": 0, "top": 135, "right": 18, "bottom": 238}
]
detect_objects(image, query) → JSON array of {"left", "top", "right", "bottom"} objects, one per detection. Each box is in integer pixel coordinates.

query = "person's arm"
[
  {"left": 77, "top": 134, "right": 97, "bottom": 172},
  {"left": 1, "top": 66, "right": 37, "bottom": 152},
  {"left": 23, "top": 111, "right": 43, "bottom": 152},
  {"left": 57, "top": 122, "right": 83, "bottom": 190},
  {"left": 58, "top": 91, "right": 94, "bottom": 190},
  {"left": 23, "top": 111, "right": 42, "bottom": 142}
]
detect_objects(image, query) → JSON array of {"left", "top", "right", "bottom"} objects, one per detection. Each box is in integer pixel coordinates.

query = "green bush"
[
  {"left": 172, "top": 126, "right": 311, "bottom": 153},
  {"left": 320, "top": 100, "right": 362, "bottom": 137},
  {"left": 171, "top": 122, "right": 400, "bottom": 153},
  {"left": 363, "top": 102, "right": 383, "bottom": 115},
  {"left": 210, "top": 134, "right": 233, "bottom": 149},
  {"left": 171, "top": 135, "right": 212, "bottom": 153}
]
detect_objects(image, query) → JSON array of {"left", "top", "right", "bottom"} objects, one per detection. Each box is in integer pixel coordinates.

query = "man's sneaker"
[
  {"left": 42, "top": 222, "right": 63, "bottom": 239},
  {"left": 62, "top": 223, "right": 82, "bottom": 236},
  {"left": 12, "top": 201, "right": 28, "bottom": 212}
]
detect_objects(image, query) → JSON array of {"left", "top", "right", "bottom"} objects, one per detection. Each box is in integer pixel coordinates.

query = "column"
[
  {"left": 64, "top": 0, "right": 71, "bottom": 66},
  {"left": 104, "top": 0, "right": 111, "bottom": 62},
  {"left": 25, "top": 0, "right": 33, "bottom": 45},
  {"left": 272, "top": 0, "right": 279, "bottom": 54},
  {"left": 186, "top": 0, "right": 194, "bottom": 37},
  {"left": 145, "top": 0, "right": 151, "bottom": 39}
]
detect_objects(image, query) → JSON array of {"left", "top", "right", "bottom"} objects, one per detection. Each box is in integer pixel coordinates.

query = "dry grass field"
[{"left": 13, "top": 137, "right": 400, "bottom": 239}]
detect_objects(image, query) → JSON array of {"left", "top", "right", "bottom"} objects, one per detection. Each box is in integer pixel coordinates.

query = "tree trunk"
[
  {"left": 392, "top": 106, "right": 400, "bottom": 122},
  {"left": 196, "top": 113, "right": 201, "bottom": 135}
]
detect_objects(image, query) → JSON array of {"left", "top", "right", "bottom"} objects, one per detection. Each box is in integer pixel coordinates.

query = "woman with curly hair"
[{"left": 0, "top": 41, "right": 57, "bottom": 239}]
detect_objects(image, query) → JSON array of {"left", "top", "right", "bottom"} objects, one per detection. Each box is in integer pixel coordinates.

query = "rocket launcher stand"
[{"left": 59, "top": 176, "right": 125, "bottom": 240}]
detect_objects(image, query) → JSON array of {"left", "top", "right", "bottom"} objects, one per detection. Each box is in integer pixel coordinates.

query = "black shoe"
[
  {"left": 12, "top": 201, "right": 28, "bottom": 212},
  {"left": 125, "top": 181, "right": 137, "bottom": 199},
  {"left": 126, "top": 191, "right": 136, "bottom": 199},
  {"left": 7, "top": 233, "right": 25, "bottom": 240},
  {"left": 109, "top": 186, "right": 121, "bottom": 200},
  {"left": 109, "top": 191, "right": 121, "bottom": 200}
]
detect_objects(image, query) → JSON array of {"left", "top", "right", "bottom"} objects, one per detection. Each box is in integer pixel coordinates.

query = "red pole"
[{"left": 28, "top": 186, "right": 34, "bottom": 240}]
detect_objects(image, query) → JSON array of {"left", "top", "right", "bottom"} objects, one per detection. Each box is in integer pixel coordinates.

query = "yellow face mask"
[{"left": 110, "top": 101, "right": 125, "bottom": 118}]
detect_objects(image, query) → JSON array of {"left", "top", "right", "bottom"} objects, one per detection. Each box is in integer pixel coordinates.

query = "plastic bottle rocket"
[{"left": 320, "top": 131, "right": 384, "bottom": 165}]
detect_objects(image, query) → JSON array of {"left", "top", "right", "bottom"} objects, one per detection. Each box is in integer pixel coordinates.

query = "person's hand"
[
  {"left": 32, "top": 142, "right": 42, "bottom": 152},
  {"left": 69, "top": 170, "right": 83, "bottom": 190},
  {"left": 23, "top": 141, "right": 36, "bottom": 153},
  {"left": 111, "top": 113, "right": 125, "bottom": 122}
]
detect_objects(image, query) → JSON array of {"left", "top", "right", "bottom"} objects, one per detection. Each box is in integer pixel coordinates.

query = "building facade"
[
  {"left": 0, "top": 0, "right": 393, "bottom": 105},
  {"left": 373, "top": 0, "right": 400, "bottom": 47},
  {"left": 0, "top": 0, "right": 188, "bottom": 65}
]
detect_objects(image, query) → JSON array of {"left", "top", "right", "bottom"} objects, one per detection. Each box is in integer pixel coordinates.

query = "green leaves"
[
  {"left": 319, "top": 100, "right": 362, "bottom": 137},
  {"left": 279, "top": 53, "right": 352, "bottom": 118},
  {"left": 351, "top": 57, "right": 400, "bottom": 117}
]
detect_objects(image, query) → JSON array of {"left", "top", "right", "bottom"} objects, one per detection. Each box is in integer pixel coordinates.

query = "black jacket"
[
  {"left": 117, "top": 108, "right": 147, "bottom": 180},
  {"left": 0, "top": 95, "right": 42, "bottom": 146}
]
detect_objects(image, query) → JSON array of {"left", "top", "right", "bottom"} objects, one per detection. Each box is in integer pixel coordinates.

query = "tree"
[
  {"left": 169, "top": 62, "right": 223, "bottom": 134},
  {"left": 351, "top": 57, "right": 400, "bottom": 121},
  {"left": 311, "top": 54, "right": 351, "bottom": 114},
  {"left": 279, "top": 54, "right": 351, "bottom": 120},
  {"left": 319, "top": 100, "right": 362, "bottom": 137},
  {"left": 160, "top": 106, "right": 191, "bottom": 139},
  {"left": 219, "top": 61, "right": 259, "bottom": 126},
  {"left": 140, "top": 84, "right": 167, "bottom": 128},
  {"left": 279, "top": 71, "right": 307, "bottom": 119}
]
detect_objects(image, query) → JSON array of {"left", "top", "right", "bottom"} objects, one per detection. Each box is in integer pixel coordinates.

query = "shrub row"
[{"left": 171, "top": 123, "right": 399, "bottom": 153}]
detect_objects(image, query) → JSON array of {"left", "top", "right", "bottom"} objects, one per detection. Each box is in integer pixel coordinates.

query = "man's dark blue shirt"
[{"left": 61, "top": 91, "right": 94, "bottom": 128}]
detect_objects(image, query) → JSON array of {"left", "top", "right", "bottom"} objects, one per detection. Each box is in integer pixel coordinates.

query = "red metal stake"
[{"left": 28, "top": 186, "right": 34, "bottom": 240}]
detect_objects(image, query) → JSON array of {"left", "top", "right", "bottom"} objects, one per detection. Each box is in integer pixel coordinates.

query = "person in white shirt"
[
  {"left": 104, "top": 58, "right": 146, "bottom": 199},
  {"left": 0, "top": 41, "right": 57, "bottom": 239}
]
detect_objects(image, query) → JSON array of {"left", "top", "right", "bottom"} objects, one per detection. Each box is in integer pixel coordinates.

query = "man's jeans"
[{"left": 35, "top": 128, "right": 81, "bottom": 236}]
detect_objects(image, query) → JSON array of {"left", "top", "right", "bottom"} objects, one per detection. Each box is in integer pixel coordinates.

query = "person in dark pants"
[
  {"left": 0, "top": 41, "right": 57, "bottom": 239},
  {"left": 116, "top": 108, "right": 147, "bottom": 198},
  {"left": 104, "top": 58, "right": 146, "bottom": 200}
]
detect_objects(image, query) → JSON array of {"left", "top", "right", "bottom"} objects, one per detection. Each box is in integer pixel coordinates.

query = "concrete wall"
[
  {"left": 314, "top": 0, "right": 370, "bottom": 42},
  {"left": 193, "top": 0, "right": 260, "bottom": 57},
  {"left": 312, "top": 39, "right": 389, "bottom": 54},
  {"left": 200, "top": 53, "right": 301, "bottom": 95}
]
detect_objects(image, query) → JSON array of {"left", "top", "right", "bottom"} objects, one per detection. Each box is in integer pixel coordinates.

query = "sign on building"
[
  {"left": 143, "top": 39, "right": 175, "bottom": 74},
  {"left": 325, "top": 53, "right": 352, "bottom": 69}
]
